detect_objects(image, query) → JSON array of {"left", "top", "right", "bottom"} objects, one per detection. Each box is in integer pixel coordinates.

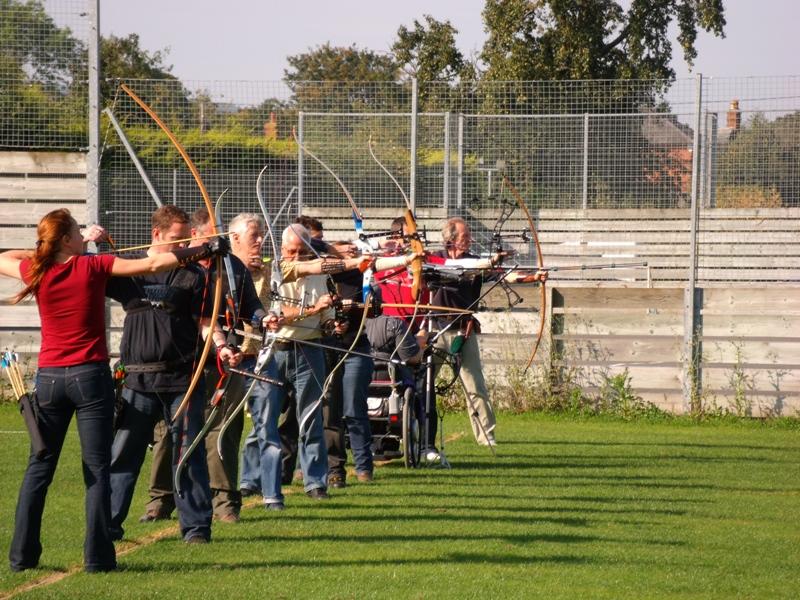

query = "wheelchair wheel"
[{"left": 402, "top": 387, "right": 421, "bottom": 468}]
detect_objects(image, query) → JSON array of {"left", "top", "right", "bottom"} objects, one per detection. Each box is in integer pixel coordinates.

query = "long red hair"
[{"left": 14, "top": 209, "right": 77, "bottom": 304}]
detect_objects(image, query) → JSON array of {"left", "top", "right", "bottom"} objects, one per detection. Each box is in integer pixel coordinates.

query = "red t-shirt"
[
  {"left": 21, "top": 254, "right": 116, "bottom": 367},
  {"left": 375, "top": 254, "right": 444, "bottom": 330}
]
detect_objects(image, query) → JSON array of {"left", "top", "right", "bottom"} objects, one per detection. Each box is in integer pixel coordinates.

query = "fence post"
[
  {"left": 297, "top": 111, "right": 304, "bottom": 217},
  {"left": 582, "top": 113, "right": 589, "bottom": 209},
  {"left": 683, "top": 73, "right": 704, "bottom": 413},
  {"left": 410, "top": 78, "right": 418, "bottom": 212},
  {"left": 443, "top": 111, "right": 451, "bottom": 210},
  {"left": 705, "top": 112, "right": 718, "bottom": 208},
  {"left": 86, "top": 0, "right": 100, "bottom": 230},
  {"left": 457, "top": 113, "right": 464, "bottom": 211}
]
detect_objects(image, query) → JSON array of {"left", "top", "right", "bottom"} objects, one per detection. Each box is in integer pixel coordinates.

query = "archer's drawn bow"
[
  {"left": 502, "top": 176, "right": 546, "bottom": 374},
  {"left": 119, "top": 84, "right": 224, "bottom": 423}
]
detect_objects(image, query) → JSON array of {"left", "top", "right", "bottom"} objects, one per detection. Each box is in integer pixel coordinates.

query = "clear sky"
[{"left": 96, "top": 0, "right": 799, "bottom": 84}]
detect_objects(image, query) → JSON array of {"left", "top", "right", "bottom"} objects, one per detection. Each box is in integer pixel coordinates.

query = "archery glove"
[{"left": 172, "top": 237, "right": 230, "bottom": 266}]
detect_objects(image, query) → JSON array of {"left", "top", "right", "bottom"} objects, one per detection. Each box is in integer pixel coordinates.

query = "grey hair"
[
  {"left": 228, "top": 213, "right": 264, "bottom": 234},
  {"left": 442, "top": 217, "right": 468, "bottom": 243},
  {"left": 282, "top": 223, "right": 311, "bottom": 247}
]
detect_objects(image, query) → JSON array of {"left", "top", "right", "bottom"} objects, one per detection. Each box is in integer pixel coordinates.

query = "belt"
[{"left": 124, "top": 360, "right": 188, "bottom": 374}]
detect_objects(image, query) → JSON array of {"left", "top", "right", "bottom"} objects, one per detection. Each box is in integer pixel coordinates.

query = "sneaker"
[
  {"left": 265, "top": 501, "right": 286, "bottom": 511},
  {"left": 184, "top": 535, "right": 209, "bottom": 544},
  {"left": 477, "top": 436, "right": 497, "bottom": 447},
  {"left": 425, "top": 448, "right": 441, "bottom": 463},
  {"left": 329, "top": 473, "right": 346, "bottom": 489},
  {"left": 306, "top": 488, "right": 330, "bottom": 500},
  {"left": 356, "top": 471, "right": 374, "bottom": 483},
  {"left": 239, "top": 487, "right": 258, "bottom": 498}
]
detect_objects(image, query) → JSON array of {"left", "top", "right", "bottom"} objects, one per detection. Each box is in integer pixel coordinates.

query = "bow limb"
[
  {"left": 256, "top": 164, "right": 283, "bottom": 302},
  {"left": 292, "top": 127, "right": 362, "bottom": 220},
  {"left": 175, "top": 361, "right": 230, "bottom": 497},
  {"left": 299, "top": 291, "right": 372, "bottom": 438},
  {"left": 291, "top": 130, "right": 375, "bottom": 427},
  {"left": 369, "top": 139, "right": 425, "bottom": 369},
  {"left": 173, "top": 190, "right": 243, "bottom": 484},
  {"left": 368, "top": 137, "right": 423, "bottom": 302},
  {"left": 292, "top": 128, "right": 373, "bottom": 301},
  {"left": 215, "top": 189, "right": 240, "bottom": 320},
  {"left": 216, "top": 337, "right": 277, "bottom": 461},
  {"left": 503, "top": 176, "right": 546, "bottom": 374},
  {"left": 119, "top": 83, "right": 223, "bottom": 420},
  {"left": 368, "top": 135, "right": 412, "bottom": 212}
]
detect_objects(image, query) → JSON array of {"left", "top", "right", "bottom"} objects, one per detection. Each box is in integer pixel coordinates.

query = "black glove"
[
  {"left": 172, "top": 236, "right": 229, "bottom": 266},
  {"left": 206, "top": 235, "right": 230, "bottom": 258}
]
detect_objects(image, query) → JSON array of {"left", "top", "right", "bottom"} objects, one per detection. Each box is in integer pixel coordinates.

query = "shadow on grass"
[
  {"left": 114, "top": 552, "right": 605, "bottom": 572},
  {"left": 508, "top": 439, "right": 795, "bottom": 452},
  {"left": 215, "top": 531, "right": 687, "bottom": 548},
  {"left": 310, "top": 500, "right": 690, "bottom": 517}
]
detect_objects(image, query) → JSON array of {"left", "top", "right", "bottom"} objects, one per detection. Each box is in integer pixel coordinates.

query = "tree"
[
  {"left": 284, "top": 43, "right": 404, "bottom": 112},
  {"left": 284, "top": 43, "right": 397, "bottom": 83},
  {"left": 392, "top": 15, "right": 470, "bottom": 82},
  {"left": 0, "top": 0, "right": 87, "bottom": 148},
  {"left": 480, "top": 0, "right": 726, "bottom": 82},
  {"left": 716, "top": 112, "right": 800, "bottom": 207},
  {"left": 100, "top": 33, "right": 176, "bottom": 100}
]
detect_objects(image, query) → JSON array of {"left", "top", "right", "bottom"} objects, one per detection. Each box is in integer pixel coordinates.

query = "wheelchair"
[{"left": 365, "top": 361, "right": 423, "bottom": 468}]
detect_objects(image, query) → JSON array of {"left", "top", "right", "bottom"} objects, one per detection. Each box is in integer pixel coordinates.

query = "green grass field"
[{"left": 0, "top": 404, "right": 798, "bottom": 599}]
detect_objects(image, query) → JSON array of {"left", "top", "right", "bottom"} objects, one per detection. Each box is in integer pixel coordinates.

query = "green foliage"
[
  {"left": 284, "top": 44, "right": 407, "bottom": 112},
  {"left": 392, "top": 15, "right": 471, "bottom": 82},
  {"left": 99, "top": 122, "right": 297, "bottom": 169},
  {"left": 100, "top": 33, "right": 181, "bottom": 102},
  {"left": 0, "top": 0, "right": 87, "bottom": 148},
  {"left": 717, "top": 111, "right": 800, "bottom": 206},
  {"left": 285, "top": 43, "right": 398, "bottom": 82},
  {"left": 714, "top": 184, "right": 782, "bottom": 208},
  {"left": 0, "top": 0, "right": 85, "bottom": 90},
  {"left": 594, "top": 369, "right": 665, "bottom": 420},
  {"left": 480, "top": 0, "right": 726, "bottom": 82}
]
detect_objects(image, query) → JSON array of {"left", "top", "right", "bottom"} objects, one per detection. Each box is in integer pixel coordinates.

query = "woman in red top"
[{"left": 0, "top": 208, "right": 225, "bottom": 573}]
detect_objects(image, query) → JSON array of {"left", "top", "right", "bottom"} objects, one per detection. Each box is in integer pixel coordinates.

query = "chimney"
[
  {"left": 726, "top": 99, "right": 741, "bottom": 132},
  {"left": 264, "top": 112, "right": 277, "bottom": 140}
]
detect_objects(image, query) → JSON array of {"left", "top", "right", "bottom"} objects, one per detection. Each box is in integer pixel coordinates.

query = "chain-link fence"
[
  {"left": 94, "top": 74, "right": 800, "bottom": 279},
  {"left": 2, "top": 2, "right": 800, "bottom": 273},
  {"left": 0, "top": 0, "right": 89, "bottom": 150}
]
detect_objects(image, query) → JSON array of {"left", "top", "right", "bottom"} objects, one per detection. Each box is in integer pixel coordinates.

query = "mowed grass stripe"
[{"left": 0, "top": 406, "right": 798, "bottom": 599}]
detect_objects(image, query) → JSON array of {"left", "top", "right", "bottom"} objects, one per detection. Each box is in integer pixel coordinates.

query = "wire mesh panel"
[
  {"left": 695, "top": 76, "right": 800, "bottom": 285},
  {"left": 100, "top": 79, "right": 300, "bottom": 249},
  {"left": 0, "top": 0, "right": 89, "bottom": 150},
  {"left": 298, "top": 112, "right": 414, "bottom": 216},
  {"left": 100, "top": 79, "right": 414, "bottom": 250},
  {"left": 703, "top": 76, "right": 800, "bottom": 209}
]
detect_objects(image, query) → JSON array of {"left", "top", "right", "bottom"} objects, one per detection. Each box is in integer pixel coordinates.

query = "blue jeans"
[
  {"left": 236, "top": 357, "right": 281, "bottom": 503},
  {"left": 265, "top": 343, "right": 327, "bottom": 495},
  {"left": 109, "top": 385, "right": 212, "bottom": 541},
  {"left": 326, "top": 343, "right": 374, "bottom": 474},
  {"left": 9, "top": 362, "right": 116, "bottom": 572},
  {"left": 240, "top": 418, "right": 260, "bottom": 492}
]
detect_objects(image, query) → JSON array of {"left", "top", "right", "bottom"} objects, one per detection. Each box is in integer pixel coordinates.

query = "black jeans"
[
  {"left": 110, "top": 386, "right": 212, "bottom": 542},
  {"left": 9, "top": 361, "right": 116, "bottom": 572}
]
